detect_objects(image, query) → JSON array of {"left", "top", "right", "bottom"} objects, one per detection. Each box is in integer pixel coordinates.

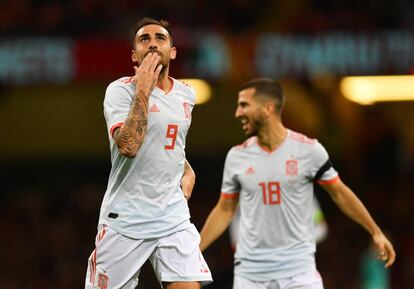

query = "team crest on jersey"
[
  {"left": 285, "top": 159, "right": 298, "bottom": 176},
  {"left": 183, "top": 102, "right": 191, "bottom": 119},
  {"left": 97, "top": 273, "right": 108, "bottom": 289}
]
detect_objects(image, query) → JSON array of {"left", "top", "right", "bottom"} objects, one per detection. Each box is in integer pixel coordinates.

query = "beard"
[
  {"left": 244, "top": 115, "right": 265, "bottom": 137},
  {"left": 143, "top": 50, "right": 169, "bottom": 66}
]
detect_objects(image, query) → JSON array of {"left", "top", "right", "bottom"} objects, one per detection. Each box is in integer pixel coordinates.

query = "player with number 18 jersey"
[
  {"left": 200, "top": 77, "right": 395, "bottom": 289},
  {"left": 221, "top": 130, "right": 338, "bottom": 281}
]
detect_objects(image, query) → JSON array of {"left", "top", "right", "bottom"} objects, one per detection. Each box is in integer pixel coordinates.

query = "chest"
[
  {"left": 236, "top": 152, "right": 311, "bottom": 201},
  {"left": 147, "top": 90, "right": 193, "bottom": 138}
]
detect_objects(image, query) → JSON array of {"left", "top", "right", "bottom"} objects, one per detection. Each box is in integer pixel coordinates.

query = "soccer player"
[
  {"left": 200, "top": 78, "right": 395, "bottom": 289},
  {"left": 84, "top": 18, "right": 212, "bottom": 289}
]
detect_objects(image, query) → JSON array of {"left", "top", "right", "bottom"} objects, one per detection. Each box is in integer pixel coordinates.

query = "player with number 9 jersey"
[
  {"left": 85, "top": 18, "right": 212, "bottom": 289},
  {"left": 101, "top": 75, "right": 195, "bottom": 239}
]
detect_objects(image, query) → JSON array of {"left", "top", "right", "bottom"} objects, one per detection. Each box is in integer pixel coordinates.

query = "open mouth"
[{"left": 240, "top": 118, "right": 249, "bottom": 130}]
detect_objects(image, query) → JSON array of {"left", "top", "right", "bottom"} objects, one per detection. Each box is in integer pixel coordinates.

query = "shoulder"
[
  {"left": 173, "top": 78, "right": 196, "bottom": 103},
  {"left": 287, "top": 129, "right": 328, "bottom": 158},
  {"left": 105, "top": 77, "right": 134, "bottom": 100},
  {"left": 231, "top": 137, "right": 257, "bottom": 152},
  {"left": 224, "top": 138, "right": 256, "bottom": 170},
  {"left": 175, "top": 78, "right": 195, "bottom": 93},
  {"left": 107, "top": 76, "right": 135, "bottom": 90},
  {"left": 288, "top": 130, "right": 317, "bottom": 146}
]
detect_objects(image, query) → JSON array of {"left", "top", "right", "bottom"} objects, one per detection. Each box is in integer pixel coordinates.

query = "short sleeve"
[
  {"left": 103, "top": 82, "right": 133, "bottom": 138},
  {"left": 309, "top": 140, "right": 339, "bottom": 184},
  {"left": 178, "top": 79, "right": 196, "bottom": 106},
  {"left": 220, "top": 149, "right": 240, "bottom": 198},
  {"left": 187, "top": 85, "right": 196, "bottom": 106}
]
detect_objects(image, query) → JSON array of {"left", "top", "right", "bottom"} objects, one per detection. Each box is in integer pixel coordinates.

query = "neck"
[
  {"left": 156, "top": 67, "right": 172, "bottom": 93},
  {"left": 257, "top": 119, "right": 287, "bottom": 151}
]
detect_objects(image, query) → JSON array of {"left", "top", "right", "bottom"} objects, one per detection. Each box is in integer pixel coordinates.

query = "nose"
[
  {"left": 148, "top": 39, "right": 158, "bottom": 50},
  {"left": 235, "top": 106, "right": 242, "bottom": 119}
]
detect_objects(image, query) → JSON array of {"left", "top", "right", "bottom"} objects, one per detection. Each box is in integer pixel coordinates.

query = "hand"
[
  {"left": 372, "top": 233, "right": 396, "bottom": 268},
  {"left": 133, "top": 52, "right": 162, "bottom": 98},
  {"left": 181, "top": 173, "right": 195, "bottom": 201}
]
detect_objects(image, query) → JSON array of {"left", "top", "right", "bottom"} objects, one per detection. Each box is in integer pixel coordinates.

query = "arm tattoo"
[{"left": 116, "top": 93, "right": 149, "bottom": 157}]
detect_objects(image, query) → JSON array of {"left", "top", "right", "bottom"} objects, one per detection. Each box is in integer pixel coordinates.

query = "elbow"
[
  {"left": 118, "top": 145, "right": 139, "bottom": 158},
  {"left": 120, "top": 150, "right": 137, "bottom": 158},
  {"left": 114, "top": 132, "right": 144, "bottom": 158}
]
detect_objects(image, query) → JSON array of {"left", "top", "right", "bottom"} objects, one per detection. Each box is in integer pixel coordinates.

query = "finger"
[
  {"left": 385, "top": 255, "right": 394, "bottom": 268},
  {"left": 139, "top": 52, "right": 153, "bottom": 72},
  {"left": 375, "top": 240, "right": 385, "bottom": 257},
  {"left": 385, "top": 246, "right": 396, "bottom": 268},
  {"left": 378, "top": 243, "right": 386, "bottom": 259},
  {"left": 153, "top": 64, "right": 163, "bottom": 80},
  {"left": 148, "top": 54, "right": 160, "bottom": 73},
  {"left": 133, "top": 66, "right": 139, "bottom": 75}
]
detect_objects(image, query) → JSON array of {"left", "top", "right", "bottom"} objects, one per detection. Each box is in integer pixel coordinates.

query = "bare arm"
[
  {"left": 200, "top": 195, "right": 239, "bottom": 252},
  {"left": 181, "top": 159, "right": 195, "bottom": 200},
  {"left": 321, "top": 178, "right": 396, "bottom": 267},
  {"left": 114, "top": 53, "right": 162, "bottom": 157}
]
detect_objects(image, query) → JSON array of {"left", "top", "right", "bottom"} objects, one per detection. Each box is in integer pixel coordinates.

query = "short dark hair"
[
  {"left": 131, "top": 17, "right": 173, "bottom": 47},
  {"left": 239, "top": 78, "right": 285, "bottom": 113}
]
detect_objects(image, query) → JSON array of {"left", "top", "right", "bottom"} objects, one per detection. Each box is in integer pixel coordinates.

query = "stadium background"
[{"left": 1, "top": 0, "right": 413, "bottom": 288}]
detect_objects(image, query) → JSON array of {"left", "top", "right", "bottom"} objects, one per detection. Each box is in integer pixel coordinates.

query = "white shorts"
[
  {"left": 233, "top": 270, "right": 323, "bottom": 289},
  {"left": 85, "top": 224, "right": 212, "bottom": 289}
]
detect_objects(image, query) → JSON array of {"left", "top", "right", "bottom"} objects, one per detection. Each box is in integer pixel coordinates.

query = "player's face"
[
  {"left": 131, "top": 24, "right": 176, "bottom": 70},
  {"left": 235, "top": 88, "right": 266, "bottom": 137}
]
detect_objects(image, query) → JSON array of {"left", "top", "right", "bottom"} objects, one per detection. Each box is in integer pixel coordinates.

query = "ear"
[
  {"left": 131, "top": 50, "right": 138, "bottom": 63},
  {"left": 170, "top": 47, "right": 177, "bottom": 60},
  {"left": 264, "top": 102, "right": 275, "bottom": 117}
]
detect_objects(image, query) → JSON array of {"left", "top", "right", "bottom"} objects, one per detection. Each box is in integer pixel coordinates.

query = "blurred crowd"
[{"left": 1, "top": 0, "right": 414, "bottom": 37}]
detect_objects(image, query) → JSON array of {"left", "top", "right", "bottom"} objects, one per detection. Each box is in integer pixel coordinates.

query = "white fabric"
[
  {"left": 85, "top": 225, "right": 212, "bottom": 289},
  {"left": 233, "top": 269, "right": 323, "bottom": 289},
  {"left": 100, "top": 77, "right": 195, "bottom": 239},
  {"left": 230, "top": 198, "right": 328, "bottom": 247},
  {"left": 221, "top": 130, "right": 338, "bottom": 281}
]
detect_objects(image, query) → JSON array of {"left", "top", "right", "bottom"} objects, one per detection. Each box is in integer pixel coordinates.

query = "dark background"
[{"left": 1, "top": 0, "right": 414, "bottom": 288}]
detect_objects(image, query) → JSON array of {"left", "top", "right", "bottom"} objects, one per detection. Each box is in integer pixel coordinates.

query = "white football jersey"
[
  {"left": 99, "top": 76, "right": 195, "bottom": 239},
  {"left": 221, "top": 130, "right": 339, "bottom": 281}
]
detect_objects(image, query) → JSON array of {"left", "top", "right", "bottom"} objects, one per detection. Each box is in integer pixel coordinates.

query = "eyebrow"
[{"left": 137, "top": 32, "right": 168, "bottom": 40}]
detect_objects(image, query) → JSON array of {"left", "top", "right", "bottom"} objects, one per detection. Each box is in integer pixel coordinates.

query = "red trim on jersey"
[
  {"left": 118, "top": 76, "right": 134, "bottom": 84},
  {"left": 289, "top": 130, "right": 316, "bottom": 144},
  {"left": 234, "top": 137, "right": 257, "bottom": 150},
  {"left": 110, "top": 122, "right": 123, "bottom": 137},
  {"left": 221, "top": 192, "right": 239, "bottom": 199},
  {"left": 99, "top": 226, "right": 106, "bottom": 241},
  {"left": 89, "top": 226, "right": 107, "bottom": 285},
  {"left": 179, "top": 79, "right": 193, "bottom": 88},
  {"left": 317, "top": 176, "right": 340, "bottom": 185},
  {"left": 90, "top": 249, "right": 97, "bottom": 284}
]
